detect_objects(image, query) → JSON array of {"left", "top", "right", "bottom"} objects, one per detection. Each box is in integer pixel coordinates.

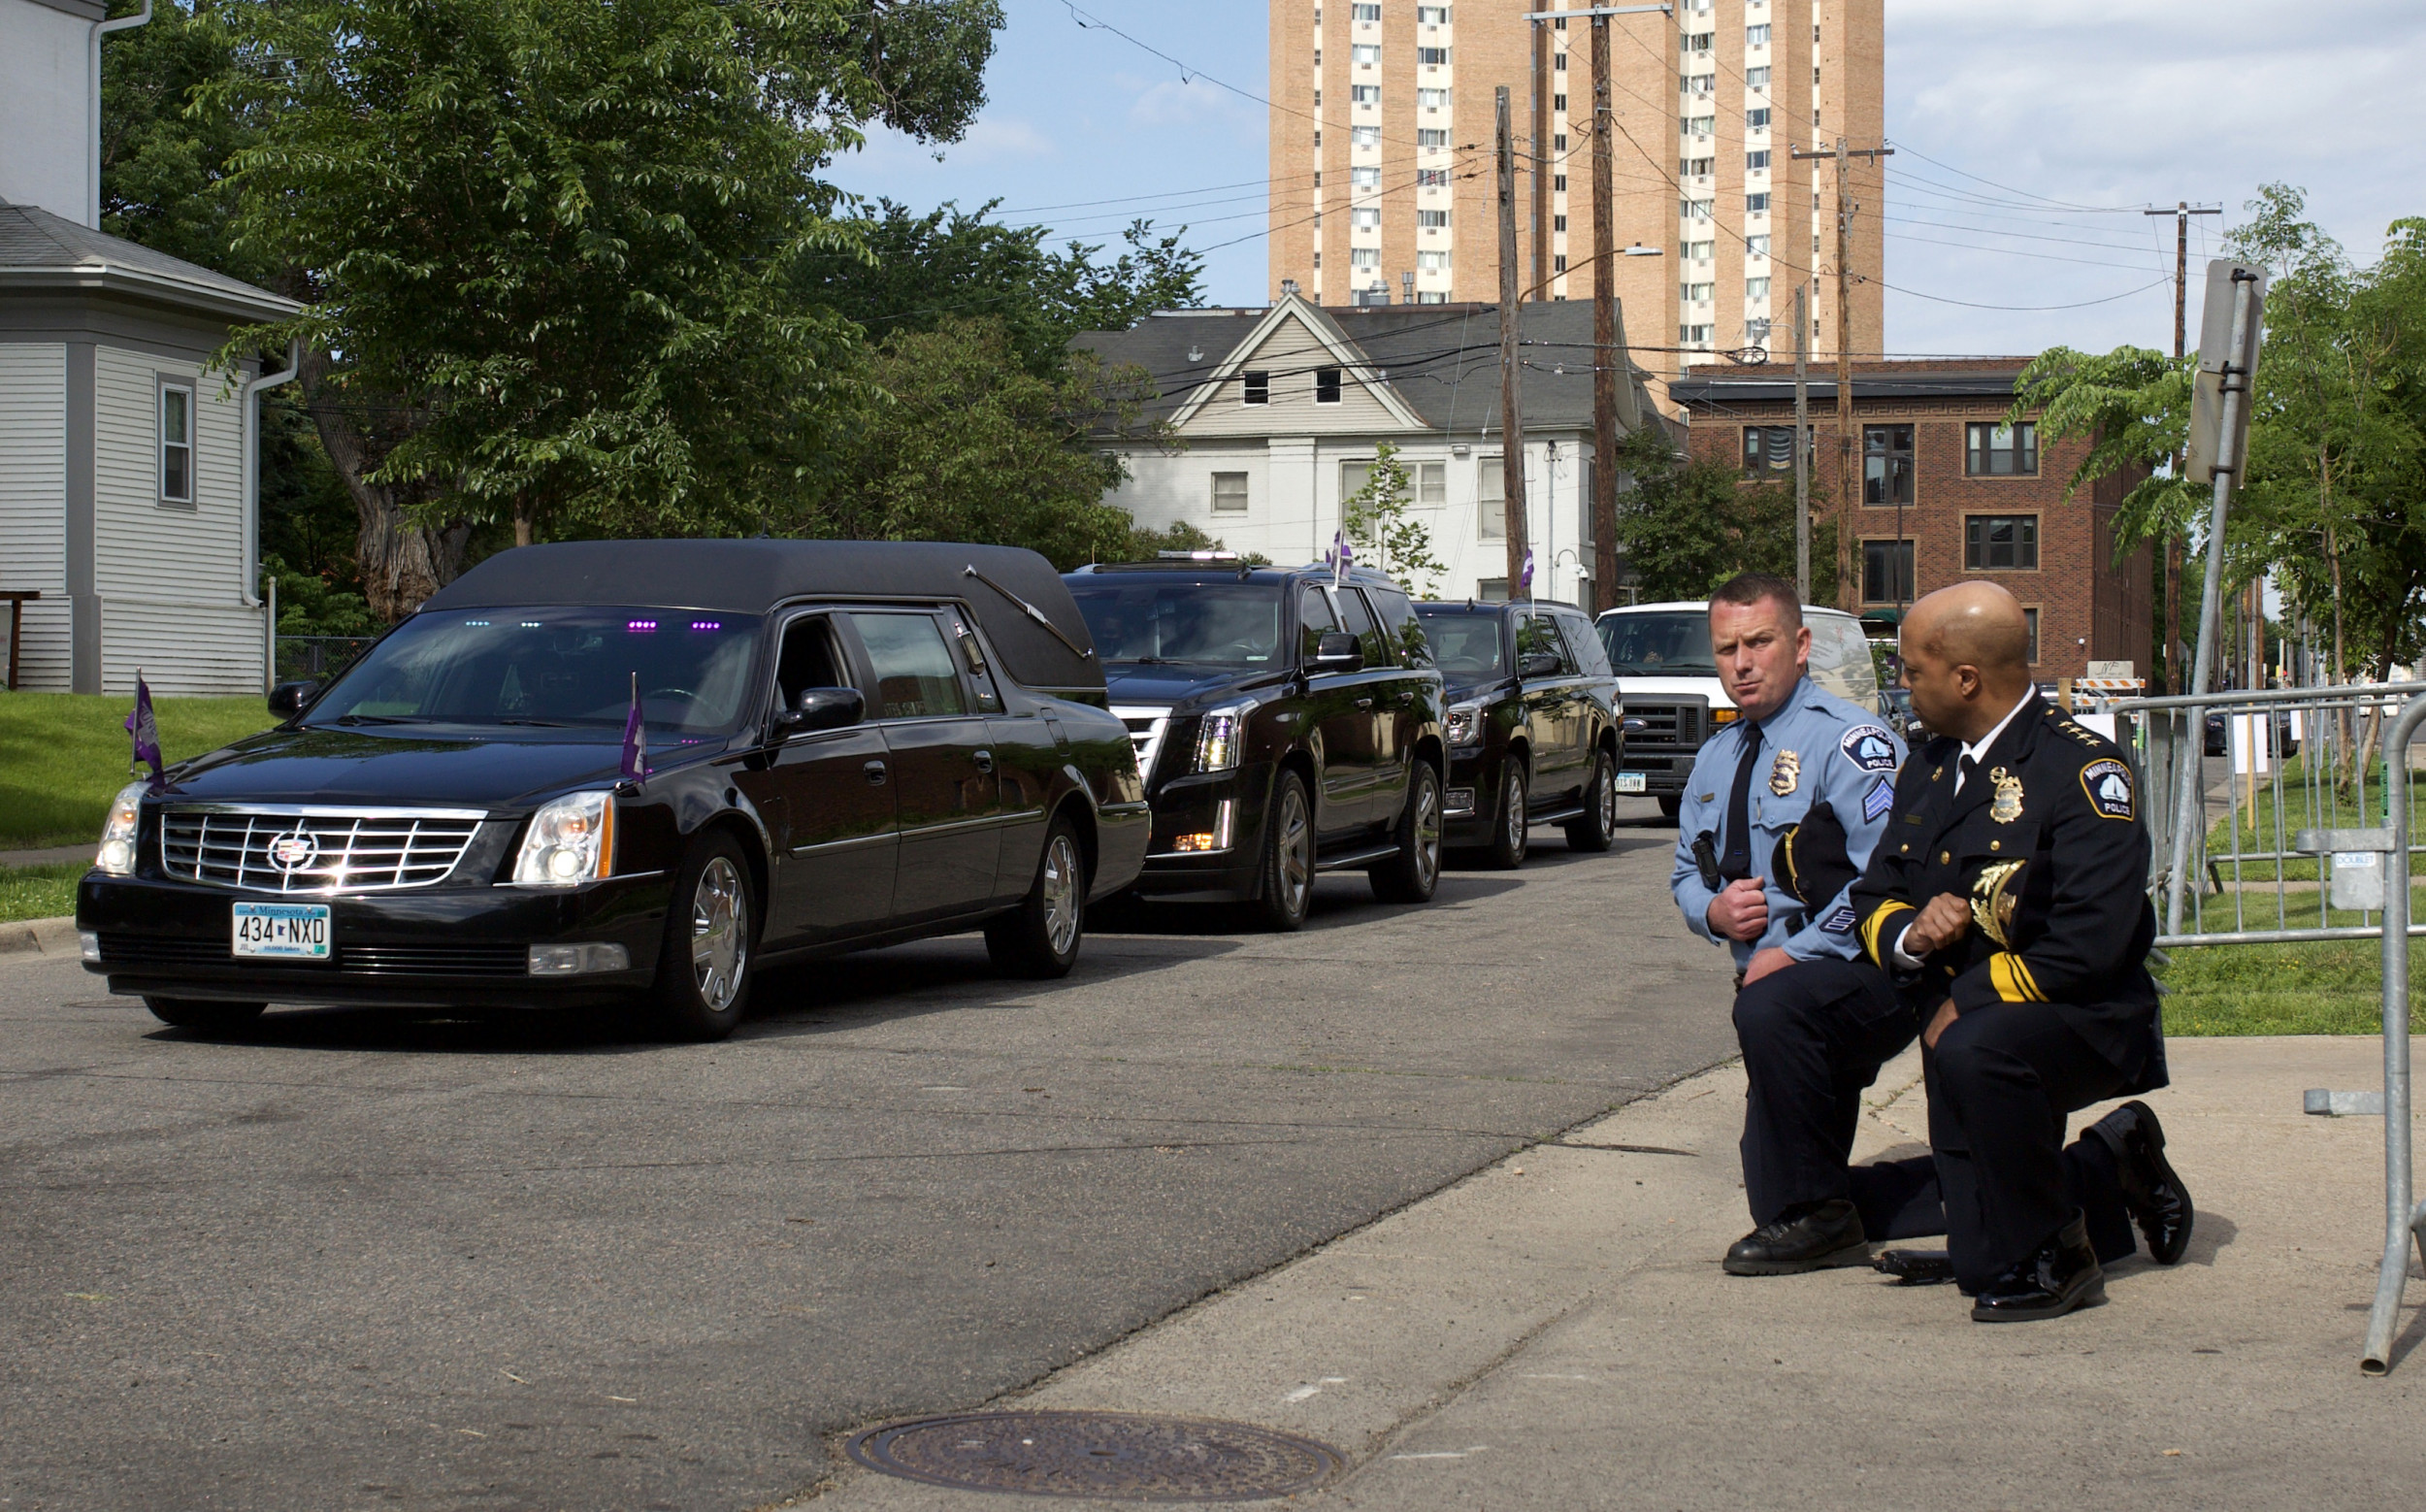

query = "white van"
[{"left": 1594, "top": 601, "right": 1882, "bottom": 817}]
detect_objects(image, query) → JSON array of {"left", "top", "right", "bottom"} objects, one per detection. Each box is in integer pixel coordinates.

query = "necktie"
[
  {"left": 1957, "top": 753, "right": 1978, "bottom": 796},
  {"left": 1720, "top": 723, "right": 1763, "bottom": 881}
]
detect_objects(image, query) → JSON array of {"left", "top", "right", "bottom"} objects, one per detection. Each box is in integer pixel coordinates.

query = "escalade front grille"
[
  {"left": 1111, "top": 706, "right": 1172, "bottom": 785},
  {"left": 159, "top": 806, "right": 488, "bottom": 894},
  {"left": 1622, "top": 701, "right": 1704, "bottom": 750}
]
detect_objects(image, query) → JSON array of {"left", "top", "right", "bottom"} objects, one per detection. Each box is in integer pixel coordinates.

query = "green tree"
[
  {"left": 1339, "top": 443, "right": 1447, "bottom": 597},
  {"left": 1611, "top": 426, "right": 1836, "bottom": 605},
  {"left": 200, "top": 0, "right": 1002, "bottom": 616}
]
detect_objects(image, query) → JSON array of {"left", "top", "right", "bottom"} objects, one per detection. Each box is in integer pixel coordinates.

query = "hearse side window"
[
  {"left": 1337, "top": 588, "right": 1393, "bottom": 667},
  {"left": 847, "top": 611, "right": 968, "bottom": 720},
  {"left": 1297, "top": 585, "right": 1340, "bottom": 660},
  {"left": 949, "top": 611, "right": 1003, "bottom": 711},
  {"left": 775, "top": 614, "right": 847, "bottom": 711}
]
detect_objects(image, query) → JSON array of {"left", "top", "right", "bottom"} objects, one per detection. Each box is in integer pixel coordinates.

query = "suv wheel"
[
  {"left": 986, "top": 815, "right": 1088, "bottom": 978},
  {"left": 1253, "top": 770, "right": 1317, "bottom": 932},
  {"left": 144, "top": 997, "right": 267, "bottom": 1035},
  {"left": 1486, "top": 761, "right": 1528, "bottom": 869},
  {"left": 649, "top": 833, "right": 755, "bottom": 1041},
  {"left": 1564, "top": 747, "right": 1620, "bottom": 852},
  {"left": 1370, "top": 760, "right": 1443, "bottom": 904},
  {"left": 1657, "top": 794, "right": 1683, "bottom": 822}
]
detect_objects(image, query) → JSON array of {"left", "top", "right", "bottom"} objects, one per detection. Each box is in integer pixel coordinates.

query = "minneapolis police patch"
[
  {"left": 1862, "top": 775, "right": 1895, "bottom": 822},
  {"left": 2082, "top": 758, "right": 2135, "bottom": 820},
  {"left": 1841, "top": 724, "right": 1899, "bottom": 772},
  {"left": 1821, "top": 905, "right": 1858, "bottom": 935}
]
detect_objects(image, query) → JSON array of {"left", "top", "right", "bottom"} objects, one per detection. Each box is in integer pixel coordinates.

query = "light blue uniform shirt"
[{"left": 1668, "top": 674, "right": 1906, "bottom": 970}]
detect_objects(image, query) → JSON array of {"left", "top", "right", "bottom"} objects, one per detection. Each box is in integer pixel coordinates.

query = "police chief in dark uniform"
[{"left": 1852, "top": 582, "right": 2193, "bottom": 1321}]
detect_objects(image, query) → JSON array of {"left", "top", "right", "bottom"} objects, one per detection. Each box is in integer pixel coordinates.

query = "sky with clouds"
[{"left": 828, "top": 0, "right": 2426, "bottom": 358}]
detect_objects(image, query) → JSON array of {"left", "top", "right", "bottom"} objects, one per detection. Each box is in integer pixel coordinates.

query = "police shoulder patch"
[
  {"left": 2081, "top": 758, "right": 2134, "bottom": 820},
  {"left": 1840, "top": 724, "right": 1899, "bottom": 772},
  {"left": 1820, "top": 904, "right": 1858, "bottom": 935},
  {"left": 1861, "top": 774, "right": 1895, "bottom": 822}
]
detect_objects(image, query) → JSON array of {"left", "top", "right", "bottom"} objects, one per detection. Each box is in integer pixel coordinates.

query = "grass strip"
[
  {"left": 0, "top": 692, "right": 274, "bottom": 849},
  {"left": 0, "top": 864, "right": 83, "bottom": 926}
]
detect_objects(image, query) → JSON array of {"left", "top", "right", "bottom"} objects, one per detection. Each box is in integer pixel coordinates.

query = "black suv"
[
  {"left": 1415, "top": 600, "right": 1623, "bottom": 867},
  {"left": 1065, "top": 561, "right": 1447, "bottom": 930}
]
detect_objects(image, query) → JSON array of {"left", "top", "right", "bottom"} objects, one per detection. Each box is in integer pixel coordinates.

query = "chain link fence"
[{"left": 274, "top": 636, "right": 377, "bottom": 686}]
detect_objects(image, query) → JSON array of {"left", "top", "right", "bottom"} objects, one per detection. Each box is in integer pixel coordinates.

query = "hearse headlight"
[
  {"left": 513, "top": 791, "right": 616, "bottom": 887},
  {"left": 96, "top": 781, "right": 146, "bottom": 876},
  {"left": 1194, "top": 702, "right": 1256, "bottom": 772},
  {"left": 1445, "top": 703, "right": 1484, "bottom": 747}
]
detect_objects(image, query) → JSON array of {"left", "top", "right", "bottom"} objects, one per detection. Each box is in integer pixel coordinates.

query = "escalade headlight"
[
  {"left": 1445, "top": 703, "right": 1484, "bottom": 747},
  {"left": 513, "top": 791, "right": 616, "bottom": 887},
  {"left": 1195, "top": 702, "right": 1256, "bottom": 772},
  {"left": 96, "top": 780, "right": 147, "bottom": 875}
]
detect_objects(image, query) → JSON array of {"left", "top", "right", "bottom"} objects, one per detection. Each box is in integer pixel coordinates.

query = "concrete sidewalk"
[{"left": 802, "top": 1035, "right": 2423, "bottom": 1511}]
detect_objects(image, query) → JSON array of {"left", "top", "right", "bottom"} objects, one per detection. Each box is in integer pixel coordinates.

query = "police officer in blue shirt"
[{"left": 1665, "top": 575, "right": 1918, "bottom": 1276}]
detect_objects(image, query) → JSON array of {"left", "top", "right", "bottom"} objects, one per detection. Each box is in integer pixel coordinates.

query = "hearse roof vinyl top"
[{"left": 423, "top": 540, "right": 1103, "bottom": 695}]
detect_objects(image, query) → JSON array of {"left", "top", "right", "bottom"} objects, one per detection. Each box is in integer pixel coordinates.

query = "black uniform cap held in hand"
[{"left": 1771, "top": 802, "right": 1855, "bottom": 908}]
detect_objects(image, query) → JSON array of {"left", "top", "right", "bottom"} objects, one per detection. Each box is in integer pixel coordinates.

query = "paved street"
[{"left": 0, "top": 806, "right": 1735, "bottom": 1512}]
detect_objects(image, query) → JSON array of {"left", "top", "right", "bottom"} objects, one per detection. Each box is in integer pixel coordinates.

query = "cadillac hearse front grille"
[{"left": 159, "top": 806, "right": 488, "bottom": 893}]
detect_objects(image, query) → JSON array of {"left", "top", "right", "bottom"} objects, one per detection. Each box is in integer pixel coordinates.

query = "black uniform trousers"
[{"left": 1733, "top": 958, "right": 2137, "bottom": 1282}]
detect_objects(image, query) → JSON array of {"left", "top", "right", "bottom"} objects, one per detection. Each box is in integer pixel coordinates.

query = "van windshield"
[
  {"left": 1598, "top": 611, "right": 1717, "bottom": 677},
  {"left": 1068, "top": 583, "right": 1283, "bottom": 668},
  {"left": 304, "top": 608, "right": 764, "bottom": 735}
]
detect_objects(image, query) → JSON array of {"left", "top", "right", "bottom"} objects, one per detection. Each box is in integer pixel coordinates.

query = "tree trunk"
[{"left": 296, "top": 347, "right": 470, "bottom": 621}]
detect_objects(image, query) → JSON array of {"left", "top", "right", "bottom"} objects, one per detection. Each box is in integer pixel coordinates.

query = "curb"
[{"left": 0, "top": 916, "right": 80, "bottom": 962}]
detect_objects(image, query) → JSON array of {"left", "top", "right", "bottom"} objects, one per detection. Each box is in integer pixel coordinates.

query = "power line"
[{"left": 1860, "top": 274, "right": 2174, "bottom": 312}]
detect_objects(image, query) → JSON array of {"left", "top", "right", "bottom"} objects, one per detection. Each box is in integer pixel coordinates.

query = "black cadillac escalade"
[
  {"left": 1064, "top": 559, "right": 1447, "bottom": 931},
  {"left": 78, "top": 541, "right": 1149, "bottom": 1041}
]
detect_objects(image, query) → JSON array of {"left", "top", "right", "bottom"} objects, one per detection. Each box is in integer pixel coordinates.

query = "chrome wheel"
[
  {"left": 1278, "top": 782, "right": 1313, "bottom": 916},
  {"left": 1041, "top": 833, "right": 1082, "bottom": 957},
  {"left": 1595, "top": 759, "right": 1618, "bottom": 833},
  {"left": 1413, "top": 772, "right": 1442, "bottom": 891},
  {"left": 1501, "top": 768, "right": 1527, "bottom": 862},
  {"left": 690, "top": 855, "right": 747, "bottom": 1011}
]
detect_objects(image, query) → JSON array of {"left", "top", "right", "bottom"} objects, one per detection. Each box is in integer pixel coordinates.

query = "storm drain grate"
[{"left": 846, "top": 1408, "right": 1345, "bottom": 1501}]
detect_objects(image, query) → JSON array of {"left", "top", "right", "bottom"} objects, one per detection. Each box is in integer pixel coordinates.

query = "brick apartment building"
[
  {"left": 1669, "top": 362, "right": 2151, "bottom": 681},
  {"left": 1266, "top": 0, "right": 1885, "bottom": 395}
]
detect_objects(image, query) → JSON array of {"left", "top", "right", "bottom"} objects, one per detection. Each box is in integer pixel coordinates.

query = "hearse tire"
[
  {"left": 649, "top": 833, "right": 756, "bottom": 1042},
  {"left": 143, "top": 997, "right": 267, "bottom": 1035},
  {"left": 986, "top": 815, "right": 1088, "bottom": 978}
]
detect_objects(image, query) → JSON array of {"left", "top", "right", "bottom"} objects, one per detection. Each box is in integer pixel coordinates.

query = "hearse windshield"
[
  {"left": 1412, "top": 608, "right": 1506, "bottom": 681},
  {"left": 304, "top": 608, "right": 765, "bottom": 735},
  {"left": 1599, "top": 611, "right": 1718, "bottom": 678},
  {"left": 1069, "top": 582, "right": 1284, "bottom": 669}
]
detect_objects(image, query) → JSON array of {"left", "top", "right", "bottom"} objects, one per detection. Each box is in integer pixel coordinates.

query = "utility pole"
[
  {"left": 1793, "top": 281, "right": 1811, "bottom": 604},
  {"left": 1790, "top": 139, "right": 1891, "bottom": 607},
  {"left": 2146, "top": 200, "right": 2220, "bottom": 692},
  {"left": 1496, "top": 85, "right": 1529, "bottom": 595},
  {"left": 1589, "top": 13, "right": 1619, "bottom": 612}
]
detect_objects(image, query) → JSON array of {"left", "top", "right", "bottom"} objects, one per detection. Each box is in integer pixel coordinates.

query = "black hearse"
[
  {"left": 1413, "top": 600, "right": 1623, "bottom": 867},
  {"left": 1063, "top": 558, "right": 1446, "bottom": 931},
  {"left": 78, "top": 541, "right": 1149, "bottom": 1040}
]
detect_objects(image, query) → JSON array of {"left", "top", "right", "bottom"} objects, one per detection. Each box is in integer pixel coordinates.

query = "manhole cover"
[{"left": 847, "top": 1408, "right": 1345, "bottom": 1501}]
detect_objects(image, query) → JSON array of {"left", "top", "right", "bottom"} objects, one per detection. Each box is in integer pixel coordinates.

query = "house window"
[
  {"left": 1212, "top": 473, "right": 1250, "bottom": 514},
  {"left": 1746, "top": 276, "right": 1772, "bottom": 301},
  {"left": 1966, "top": 420, "right": 2040, "bottom": 476},
  {"left": 1417, "top": 462, "right": 1447, "bottom": 508},
  {"left": 1741, "top": 424, "right": 1808, "bottom": 477},
  {"left": 1964, "top": 515, "right": 2041, "bottom": 571},
  {"left": 1747, "top": 149, "right": 1771, "bottom": 172},
  {"left": 1555, "top": 254, "right": 1568, "bottom": 273},
  {"left": 1747, "top": 192, "right": 1771, "bottom": 214},
  {"left": 1351, "top": 247, "right": 1381, "bottom": 268},
  {"left": 1685, "top": 240, "right": 1715, "bottom": 261},
  {"left": 1352, "top": 206, "right": 1381, "bottom": 228},
  {"left": 1352, "top": 125, "right": 1380, "bottom": 148},
  {"left": 1476, "top": 577, "right": 1510, "bottom": 602},
  {"left": 1746, "top": 107, "right": 1772, "bottom": 130},
  {"left": 1242, "top": 370, "right": 1270, "bottom": 406},
  {"left": 1352, "top": 44, "right": 1380, "bottom": 65},
  {"left": 1352, "top": 166, "right": 1381, "bottom": 188},
  {"left": 1863, "top": 424, "right": 1915, "bottom": 505},
  {"left": 1554, "top": 214, "right": 1568, "bottom": 233},
  {"left": 1315, "top": 367, "right": 1344, "bottom": 404},
  {"left": 1555, "top": 51, "right": 1567, "bottom": 71},
  {"left": 1682, "top": 198, "right": 1714, "bottom": 221},
  {"left": 1352, "top": 84, "right": 1380, "bottom": 104},
  {"left": 1554, "top": 93, "right": 1567, "bottom": 114},
  {"left": 1680, "top": 324, "right": 1714, "bottom": 345},
  {"left": 1681, "top": 282, "right": 1714, "bottom": 303},
  {"left": 1681, "top": 74, "right": 1716, "bottom": 96},
  {"left": 1478, "top": 456, "right": 1505, "bottom": 540},
  {"left": 1354, "top": 2, "right": 1382, "bottom": 17},
  {"left": 1555, "top": 133, "right": 1567, "bottom": 151},
  {"left": 1417, "top": 168, "right": 1449, "bottom": 186},
  {"left": 1418, "top": 249, "right": 1451, "bottom": 270},
  {"left": 1417, "top": 5, "right": 1450, "bottom": 21},
  {"left": 1419, "top": 128, "right": 1449, "bottom": 148},
  {"left": 1683, "top": 115, "right": 1715, "bottom": 138},
  {"left": 1420, "top": 210, "right": 1451, "bottom": 228},
  {"left": 2023, "top": 608, "right": 2042, "bottom": 665},
  {"left": 1681, "top": 31, "right": 1714, "bottom": 54},
  {"left": 1747, "top": 22, "right": 1771, "bottom": 48},
  {"left": 1745, "top": 234, "right": 1769, "bottom": 257},
  {"left": 1419, "top": 47, "right": 1450, "bottom": 66},
  {"left": 1746, "top": 66, "right": 1771, "bottom": 91},
  {"left": 1681, "top": 156, "right": 1714, "bottom": 178},
  {"left": 1340, "top": 460, "right": 1371, "bottom": 506},
  {"left": 158, "top": 382, "right": 194, "bottom": 505},
  {"left": 1862, "top": 540, "right": 1915, "bottom": 604},
  {"left": 1419, "top": 87, "right": 1450, "bottom": 111},
  {"left": 1416, "top": 290, "right": 1448, "bottom": 304},
  {"left": 1554, "top": 174, "right": 1567, "bottom": 192}
]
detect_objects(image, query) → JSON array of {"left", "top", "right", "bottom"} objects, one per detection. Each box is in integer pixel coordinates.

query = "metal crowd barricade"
[{"left": 2110, "top": 682, "right": 2425, "bottom": 1374}]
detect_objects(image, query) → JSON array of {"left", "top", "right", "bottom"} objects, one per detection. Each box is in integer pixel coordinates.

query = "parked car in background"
[
  {"left": 1594, "top": 601, "right": 1882, "bottom": 819},
  {"left": 1065, "top": 559, "right": 1446, "bottom": 930},
  {"left": 1413, "top": 599, "right": 1623, "bottom": 867},
  {"left": 2205, "top": 707, "right": 2300, "bottom": 758},
  {"left": 1883, "top": 685, "right": 1929, "bottom": 745},
  {"left": 79, "top": 541, "right": 1149, "bottom": 1041}
]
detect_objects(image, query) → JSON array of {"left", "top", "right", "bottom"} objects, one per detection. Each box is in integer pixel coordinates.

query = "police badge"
[
  {"left": 1988, "top": 767, "right": 2024, "bottom": 823},
  {"left": 1971, "top": 859, "right": 2026, "bottom": 947},
  {"left": 1768, "top": 748, "right": 1800, "bottom": 796}
]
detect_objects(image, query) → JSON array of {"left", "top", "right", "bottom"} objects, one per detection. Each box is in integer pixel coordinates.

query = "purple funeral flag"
[
  {"left": 619, "top": 672, "right": 648, "bottom": 782},
  {"left": 124, "top": 672, "right": 163, "bottom": 783},
  {"left": 1519, "top": 546, "right": 1535, "bottom": 598}
]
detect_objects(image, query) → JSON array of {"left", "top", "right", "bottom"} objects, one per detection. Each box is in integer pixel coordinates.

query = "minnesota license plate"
[
  {"left": 232, "top": 903, "right": 331, "bottom": 960},
  {"left": 1616, "top": 772, "right": 1649, "bottom": 794}
]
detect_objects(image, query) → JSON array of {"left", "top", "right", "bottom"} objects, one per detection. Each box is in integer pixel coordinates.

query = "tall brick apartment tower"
[{"left": 1267, "top": 0, "right": 1884, "bottom": 405}]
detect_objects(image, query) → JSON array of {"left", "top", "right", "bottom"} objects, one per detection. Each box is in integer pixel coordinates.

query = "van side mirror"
[
  {"left": 268, "top": 680, "right": 317, "bottom": 718},
  {"left": 776, "top": 685, "right": 864, "bottom": 736},
  {"left": 1518, "top": 652, "right": 1562, "bottom": 679},
  {"left": 1310, "top": 631, "right": 1363, "bottom": 674}
]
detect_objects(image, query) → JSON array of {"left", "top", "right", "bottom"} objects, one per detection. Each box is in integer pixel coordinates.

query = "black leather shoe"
[
  {"left": 1971, "top": 1214, "right": 2106, "bottom": 1322},
  {"left": 1723, "top": 1199, "right": 1869, "bottom": 1275},
  {"left": 2088, "top": 1100, "right": 2193, "bottom": 1265},
  {"left": 1873, "top": 1248, "right": 1956, "bottom": 1286}
]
